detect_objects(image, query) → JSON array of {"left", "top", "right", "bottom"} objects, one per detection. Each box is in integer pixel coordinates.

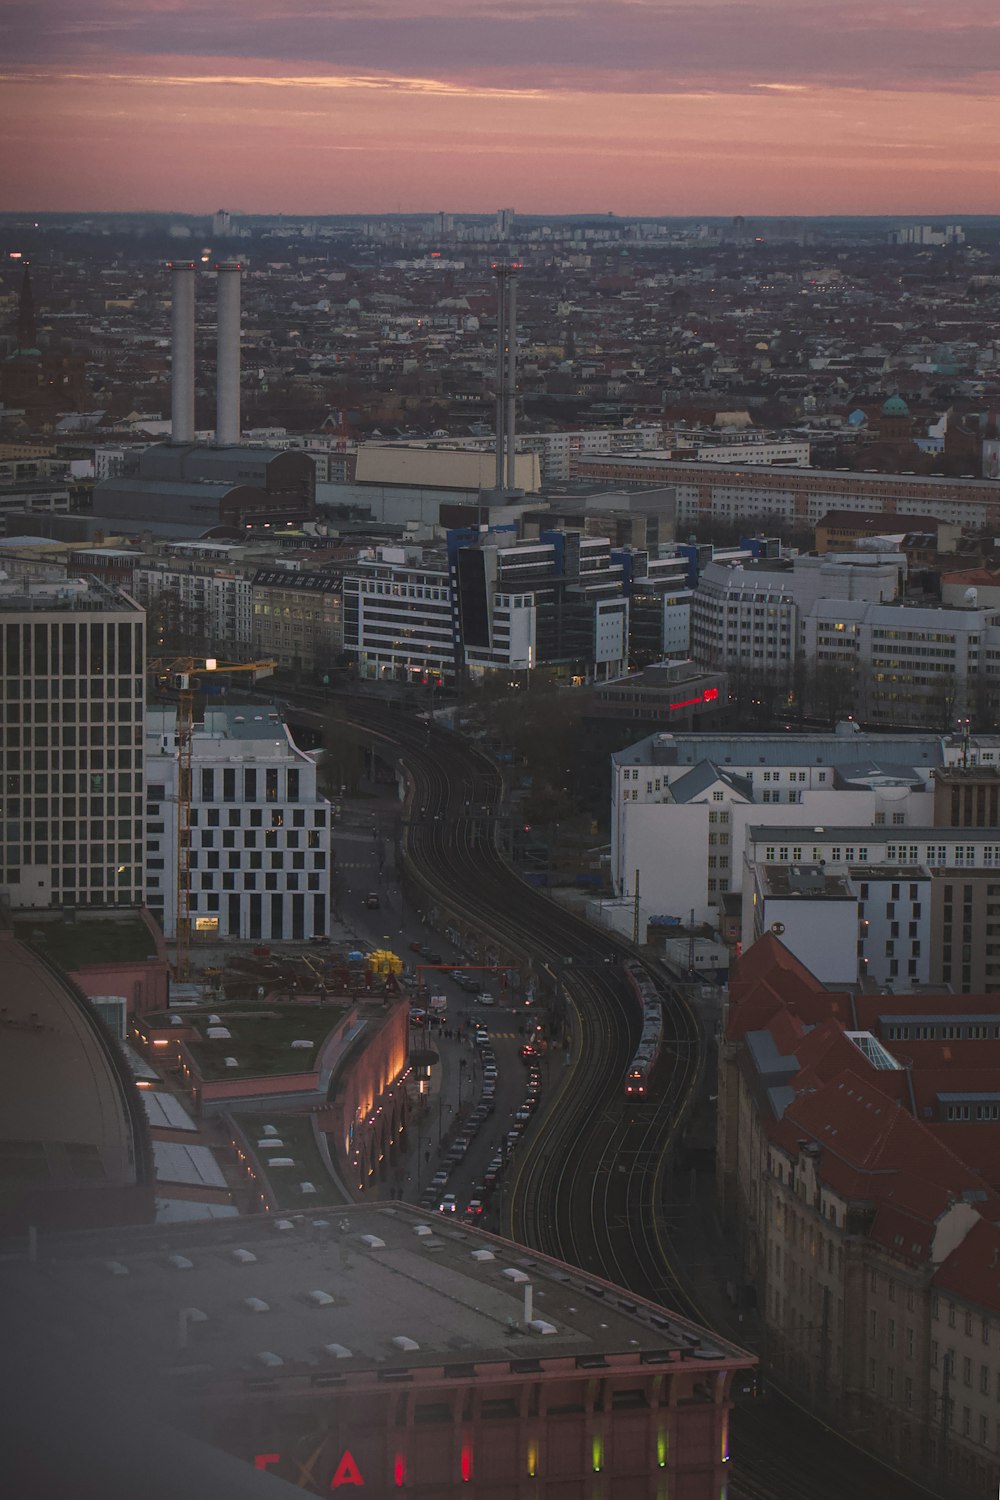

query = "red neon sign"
[
  {"left": 669, "top": 687, "right": 719, "bottom": 712},
  {"left": 461, "top": 1443, "right": 474, "bottom": 1482},
  {"left": 330, "top": 1449, "right": 365, "bottom": 1488},
  {"left": 254, "top": 1450, "right": 366, "bottom": 1488}
]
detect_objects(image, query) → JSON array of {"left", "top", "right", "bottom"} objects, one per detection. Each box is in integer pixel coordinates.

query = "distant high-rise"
[
  {"left": 0, "top": 576, "right": 145, "bottom": 912},
  {"left": 212, "top": 208, "right": 232, "bottom": 238},
  {"left": 496, "top": 206, "right": 515, "bottom": 241}
]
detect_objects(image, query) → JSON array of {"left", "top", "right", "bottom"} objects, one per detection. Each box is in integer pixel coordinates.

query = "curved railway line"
[{"left": 284, "top": 690, "right": 926, "bottom": 1500}]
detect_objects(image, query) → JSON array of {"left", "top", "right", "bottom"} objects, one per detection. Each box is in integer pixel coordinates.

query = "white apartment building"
[
  {"left": 144, "top": 706, "right": 331, "bottom": 943},
  {"left": 0, "top": 576, "right": 145, "bottom": 911},
  {"left": 609, "top": 728, "right": 993, "bottom": 924},
  {"left": 133, "top": 552, "right": 254, "bottom": 652}
]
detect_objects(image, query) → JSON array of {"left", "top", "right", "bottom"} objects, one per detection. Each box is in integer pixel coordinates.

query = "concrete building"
[
  {"left": 344, "top": 546, "right": 455, "bottom": 683},
  {"left": 747, "top": 863, "right": 859, "bottom": 985},
  {"left": 0, "top": 574, "right": 145, "bottom": 912},
  {"left": 451, "top": 527, "right": 629, "bottom": 682},
  {"left": 815, "top": 511, "right": 962, "bottom": 556},
  {"left": 691, "top": 553, "right": 902, "bottom": 674},
  {"left": 92, "top": 443, "right": 316, "bottom": 538},
  {"left": 588, "top": 659, "right": 727, "bottom": 732},
  {"left": 354, "top": 442, "right": 540, "bottom": 495},
  {"left": 250, "top": 567, "right": 343, "bottom": 673},
  {"left": 610, "top": 727, "right": 950, "bottom": 924},
  {"left": 134, "top": 549, "right": 255, "bottom": 652},
  {"left": 2, "top": 1203, "right": 754, "bottom": 1499},
  {"left": 574, "top": 455, "right": 1000, "bottom": 531},
  {"left": 343, "top": 531, "right": 631, "bottom": 685},
  {"left": 741, "top": 823, "right": 1000, "bottom": 993},
  {"left": 144, "top": 705, "right": 331, "bottom": 943}
]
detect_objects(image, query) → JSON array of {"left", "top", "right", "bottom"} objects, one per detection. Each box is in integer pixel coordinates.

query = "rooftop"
[
  {"left": 612, "top": 728, "right": 971, "bottom": 770},
  {"left": 13, "top": 914, "right": 159, "bottom": 971},
  {"left": 0, "top": 574, "right": 142, "bottom": 615},
  {"left": 0, "top": 1205, "right": 751, "bottom": 1384}
]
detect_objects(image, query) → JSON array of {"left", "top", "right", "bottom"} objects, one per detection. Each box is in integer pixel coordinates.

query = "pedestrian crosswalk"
[{"left": 478, "top": 1030, "right": 518, "bottom": 1039}]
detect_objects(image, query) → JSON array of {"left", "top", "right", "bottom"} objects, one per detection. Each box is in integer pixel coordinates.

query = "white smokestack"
[
  {"left": 215, "top": 261, "right": 242, "bottom": 446},
  {"left": 523, "top": 1282, "right": 533, "bottom": 1326},
  {"left": 169, "top": 261, "right": 196, "bottom": 444}
]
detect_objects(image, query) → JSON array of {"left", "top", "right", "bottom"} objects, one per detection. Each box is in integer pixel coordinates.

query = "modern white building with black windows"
[{"left": 144, "top": 705, "right": 330, "bottom": 943}]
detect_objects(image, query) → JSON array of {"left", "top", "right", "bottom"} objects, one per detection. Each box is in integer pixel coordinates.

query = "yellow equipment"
[{"left": 147, "top": 655, "right": 276, "bottom": 980}]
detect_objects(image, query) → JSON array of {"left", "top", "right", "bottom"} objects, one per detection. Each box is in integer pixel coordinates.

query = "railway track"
[{"left": 281, "top": 690, "right": 926, "bottom": 1500}]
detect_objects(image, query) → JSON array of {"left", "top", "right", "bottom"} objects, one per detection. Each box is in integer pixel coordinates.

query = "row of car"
[{"left": 420, "top": 1037, "right": 545, "bottom": 1217}]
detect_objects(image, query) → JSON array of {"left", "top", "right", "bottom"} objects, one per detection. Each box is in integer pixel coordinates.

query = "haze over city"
[{"left": 3, "top": 0, "right": 1000, "bottom": 214}]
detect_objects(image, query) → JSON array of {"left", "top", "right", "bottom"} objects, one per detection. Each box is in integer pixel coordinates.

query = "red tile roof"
[{"left": 934, "top": 1218, "right": 1000, "bottom": 1314}]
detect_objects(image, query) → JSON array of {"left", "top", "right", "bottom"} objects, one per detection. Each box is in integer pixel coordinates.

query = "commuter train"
[{"left": 622, "top": 960, "right": 664, "bottom": 1099}]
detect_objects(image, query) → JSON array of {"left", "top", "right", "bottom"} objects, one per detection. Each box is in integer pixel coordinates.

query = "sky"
[{"left": 2, "top": 1, "right": 999, "bottom": 216}]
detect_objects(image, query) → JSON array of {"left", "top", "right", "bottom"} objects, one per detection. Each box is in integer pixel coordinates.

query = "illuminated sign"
[
  {"left": 255, "top": 1450, "right": 365, "bottom": 1487},
  {"left": 330, "top": 1451, "right": 365, "bottom": 1488},
  {"left": 669, "top": 687, "right": 720, "bottom": 712},
  {"left": 194, "top": 916, "right": 219, "bottom": 932}
]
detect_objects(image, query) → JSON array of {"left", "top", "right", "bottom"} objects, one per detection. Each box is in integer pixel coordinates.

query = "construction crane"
[{"left": 147, "top": 655, "right": 277, "bottom": 981}]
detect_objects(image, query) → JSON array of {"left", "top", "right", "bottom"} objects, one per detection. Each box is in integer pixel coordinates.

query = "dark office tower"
[{"left": 0, "top": 578, "right": 145, "bottom": 912}]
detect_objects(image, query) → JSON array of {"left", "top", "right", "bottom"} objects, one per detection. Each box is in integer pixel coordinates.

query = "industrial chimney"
[
  {"left": 491, "top": 261, "right": 520, "bottom": 493},
  {"left": 169, "top": 262, "right": 196, "bottom": 444},
  {"left": 214, "top": 261, "right": 242, "bottom": 446}
]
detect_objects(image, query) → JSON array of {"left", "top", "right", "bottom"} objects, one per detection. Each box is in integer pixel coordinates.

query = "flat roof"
[
  {"left": 3, "top": 1205, "right": 750, "bottom": 1382},
  {"left": 612, "top": 729, "right": 959, "bottom": 769},
  {"left": 747, "top": 825, "right": 1000, "bottom": 843}
]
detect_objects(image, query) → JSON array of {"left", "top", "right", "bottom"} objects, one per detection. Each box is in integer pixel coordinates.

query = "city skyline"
[{"left": 2, "top": 0, "right": 999, "bottom": 215}]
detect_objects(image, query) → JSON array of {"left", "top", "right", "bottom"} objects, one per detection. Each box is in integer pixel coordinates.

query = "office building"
[
  {"left": 144, "top": 705, "right": 331, "bottom": 943},
  {"left": 0, "top": 575, "right": 145, "bottom": 912}
]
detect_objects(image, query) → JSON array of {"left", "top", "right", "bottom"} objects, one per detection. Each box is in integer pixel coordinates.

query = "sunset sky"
[{"left": 2, "top": 1, "right": 999, "bottom": 215}]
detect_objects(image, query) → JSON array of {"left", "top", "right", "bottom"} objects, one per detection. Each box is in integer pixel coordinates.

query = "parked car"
[
  {"left": 431, "top": 1170, "right": 449, "bottom": 1189},
  {"left": 475, "top": 992, "right": 496, "bottom": 1007},
  {"left": 364, "top": 892, "right": 380, "bottom": 909},
  {"left": 474, "top": 1030, "right": 490, "bottom": 1046}
]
